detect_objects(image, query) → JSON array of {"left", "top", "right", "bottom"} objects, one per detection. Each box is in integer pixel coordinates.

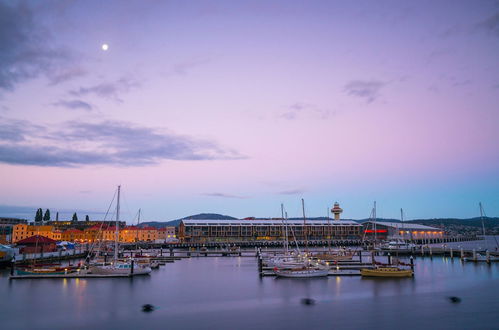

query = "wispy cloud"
[
  {"left": 162, "top": 58, "right": 211, "bottom": 77},
  {"left": 279, "top": 102, "right": 333, "bottom": 120},
  {"left": 344, "top": 80, "right": 386, "bottom": 103},
  {"left": 52, "top": 99, "right": 94, "bottom": 111},
  {"left": 277, "top": 188, "right": 306, "bottom": 195},
  {"left": 0, "top": 118, "right": 45, "bottom": 142},
  {"left": 476, "top": 12, "right": 499, "bottom": 37},
  {"left": 201, "top": 192, "right": 249, "bottom": 199},
  {"left": 47, "top": 67, "right": 87, "bottom": 85},
  {"left": 69, "top": 77, "right": 140, "bottom": 102},
  {"left": 0, "top": 118, "right": 245, "bottom": 167},
  {"left": 0, "top": 3, "right": 80, "bottom": 91}
]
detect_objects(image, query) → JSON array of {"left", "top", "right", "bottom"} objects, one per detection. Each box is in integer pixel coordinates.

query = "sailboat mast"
[
  {"left": 114, "top": 185, "right": 121, "bottom": 263},
  {"left": 327, "top": 207, "right": 331, "bottom": 252},
  {"left": 136, "top": 208, "right": 141, "bottom": 249},
  {"left": 373, "top": 201, "right": 377, "bottom": 242},
  {"left": 400, "top": 208, "right": 404, "bottom": 240},
  {"left": 281, "top": 204, "right": 288, "bottom": 254},
  {"left": 302, "top": 198, "right": 308, "bottom": 253},
  {"left": 479, "top": 202, "right": 486, "bottom": 237}
]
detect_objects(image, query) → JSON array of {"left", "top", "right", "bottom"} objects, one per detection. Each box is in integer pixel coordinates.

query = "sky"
[{"left": 1, "top": 0, "right": 499, "bottom": 223}]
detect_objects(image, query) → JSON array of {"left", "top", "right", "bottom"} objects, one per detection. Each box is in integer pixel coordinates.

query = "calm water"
[{"left": 1, "top": 256, "right": 498, "bottom": 330}]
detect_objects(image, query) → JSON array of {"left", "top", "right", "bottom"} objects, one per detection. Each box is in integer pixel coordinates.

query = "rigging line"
[
  {"left": 85, "top": 188, "right": 117, "bottom": 263},
  {"left": 120, "top": 189, "right": 133, "bottom": 225},
  {"left": 482, "top": 204, "right": 499, "bottom": 248}
]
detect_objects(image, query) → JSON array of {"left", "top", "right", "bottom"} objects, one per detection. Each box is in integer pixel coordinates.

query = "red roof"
[
  {"left": 87, "top": 224, "right": 115, "bottom": 231},
  {"left": 16, "top": 235, "right": 57, "bottom": 244},
  {"left": 64, "top": 229, "right": 83, "bottom": 233}
]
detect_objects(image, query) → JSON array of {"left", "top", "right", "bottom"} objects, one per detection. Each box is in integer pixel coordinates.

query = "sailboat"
[
  {"left": 463, "top": 203, "right": 499, "bottom": 263},
  {"left": 380, "top": 209, "right": 416, "bottom": 251},
  {"left": 273, "top": 200, "right": 329, "bottom": 278},
  {"left": 267, "top": 205, "right": 309, "bottom": 269},
  {"left": 89, "top": 186, "right": 151, "bottom": 276}
]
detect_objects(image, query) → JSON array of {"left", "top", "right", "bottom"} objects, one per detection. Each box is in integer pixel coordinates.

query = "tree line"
[{"left": 34, "top": 208, "right": 91, "bottom": 223}]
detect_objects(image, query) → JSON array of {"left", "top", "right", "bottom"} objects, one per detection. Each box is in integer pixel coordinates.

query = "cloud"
[
  {"left": 0, "top": 3, "right": 79, "bottom": 91},
  {"left": 201, "top": 193, "right": 249, "bottom": 199},
  {"left": 278, "top": 188, "right": 306, "bottom": 195},
  {"left": 162, "top": 58, "right": 211, "bottom": 77},
  {"left": 47, "top": 67, "right": 87, "bottom": 85},
  {"left": 476, "top": 12, "right": 499, "bottom": 37},
  {"left": 53, "top": 99, "right": 94, "bottom": 111},
  {"left": 0, "top": 118, "right": 45, "bottom": 142},
  {"left": 0, "top": 118, "right": 244, "bottom": 167},
  {"left": 69, "top": 77, "right": 140, "bottom": 102},
  {"left": 279, "top": 102, "right": 333, "bottom": 120},
  {"left": 344, "top": 80, "right": 386, "bottom": 103}
]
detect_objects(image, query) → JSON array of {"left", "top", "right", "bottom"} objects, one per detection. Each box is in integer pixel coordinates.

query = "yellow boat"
[{"left": 361, "top": 267, "right": 413, "bottom": 278}]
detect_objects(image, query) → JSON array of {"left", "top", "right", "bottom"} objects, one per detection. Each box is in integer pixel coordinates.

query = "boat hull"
[
  {"left": 89, "top": 265, "right": 151, "bottom": 275},
  {"left": 16, "top": 269, "right": 67, "bottom": 276},
  {"left": 361, "top": 268, "right": 413, "bottom": 278},
  {"left": 274, "top": 269, "right": 329, "bottom": 278}
]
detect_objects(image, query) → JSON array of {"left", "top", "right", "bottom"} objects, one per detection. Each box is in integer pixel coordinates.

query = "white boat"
[
  {"left": 90, "top": 261, "right": 151, "bottom": 275},
  {"left": 266, "top": 254, "right": 309, "bottom": 268},
  {"left": 381, "top": 240, "right": 417, "bottom": 250},
  {"left": 463, "top": 253, "right": 499, "bottom": 262},
  {"left": 274, "top": 266, "right": 329, "bottom": 278}
]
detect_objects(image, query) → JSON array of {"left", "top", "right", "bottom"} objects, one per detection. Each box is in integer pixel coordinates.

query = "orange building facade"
[{"left": 12, "top": 223, "right": 176, "bottom": 243}]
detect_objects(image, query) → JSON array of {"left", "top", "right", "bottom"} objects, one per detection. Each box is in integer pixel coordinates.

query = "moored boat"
[
  {"left": 274, "top": 266, "right": 329, "bottom": 278},
  {"left": 361, "top": 266, "right": 413, "bottom": 278},
  {"left": 463, "top": 254, "right": 499, "bottom": 262},
  {"left": 89, "top": 261, "right": 151, "bottom": 275}
]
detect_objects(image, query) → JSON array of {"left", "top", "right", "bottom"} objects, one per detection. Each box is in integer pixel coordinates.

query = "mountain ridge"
[{"left": 139, "top": 213, "right": 499, "bottom": 228}]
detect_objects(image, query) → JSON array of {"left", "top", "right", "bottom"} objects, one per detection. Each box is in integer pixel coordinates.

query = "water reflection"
[{"left": 0, "top": 256, "right": 498, "bottom": 330}]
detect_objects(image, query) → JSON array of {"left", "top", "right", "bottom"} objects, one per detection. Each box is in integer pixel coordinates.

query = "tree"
[
  {"left": 43, "top": 209, "right": 51, "bottom": 222},
  {"left": 56, "top": 212, "right": 59, "bottom": 222},
  {"left": 85, "top": 215, "right": 90, "bottom": 222},
  {"left": 72, "top": 212, "right": 78, "bottom": 222},
  {"left": 35, "top": 208, "right": 43, "bottom": 223}
]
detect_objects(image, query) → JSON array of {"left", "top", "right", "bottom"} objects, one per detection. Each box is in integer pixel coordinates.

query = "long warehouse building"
[{"left": 178, "top": 219, "right": 362, "bottom": 243}]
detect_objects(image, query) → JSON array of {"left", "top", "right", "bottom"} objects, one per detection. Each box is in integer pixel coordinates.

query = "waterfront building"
[
  {"left": 120, "top": 226, "right": 159, "bottom": 242},
  {"left": 15, "top": 235, "right": 58, "bottom": 253},
  {"left": 178, "top": 219, "right": 362, "bottom": 243},
  {"left": 0, "top": 218, "right": 28, "bottom": 244},
  {"left": 12, "top": 224, "right": 60, "bottom": 243},
  {"left": 61, "top": 229, "right": 85, "bottom": 242},
  {"left": 362, "top": 221, "right": 444, "bottom": 240}
]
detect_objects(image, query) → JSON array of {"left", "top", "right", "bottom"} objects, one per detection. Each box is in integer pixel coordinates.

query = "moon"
[{"left": 101, "top": 44, "right": 109, "bottom": 51}]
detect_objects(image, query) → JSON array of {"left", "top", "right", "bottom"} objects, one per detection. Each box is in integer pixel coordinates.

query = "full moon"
[{"left": 101, "top": 44, "right": 109, "bottom": 51}]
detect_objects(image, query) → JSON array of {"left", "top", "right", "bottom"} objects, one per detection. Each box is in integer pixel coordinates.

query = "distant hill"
[
  {"left": 408, "top": 217, "right": 499, "bottom": 229},
  {"left": 140, "top": 213, "right": 237, "bottom": 228},
  {"left": 138, "top": 213, "right": 498, "bottom": 229}
]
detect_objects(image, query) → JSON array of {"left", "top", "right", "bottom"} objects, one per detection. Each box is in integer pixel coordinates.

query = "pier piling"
[
  {"left": 450, "top": 248, "right": 453, "bottom": 258},
  {"left": 472, "top": 249, "right": 477, "bottom": 261}
]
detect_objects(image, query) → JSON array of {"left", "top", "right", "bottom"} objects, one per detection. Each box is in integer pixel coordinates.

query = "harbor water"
[{"left": 1, "top": 256, "right": 498, "bottom": 330}]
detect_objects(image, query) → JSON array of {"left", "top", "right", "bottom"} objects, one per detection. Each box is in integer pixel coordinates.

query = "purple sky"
[{"left": 1, "top": 1, "right": 498, "bottom": 222}]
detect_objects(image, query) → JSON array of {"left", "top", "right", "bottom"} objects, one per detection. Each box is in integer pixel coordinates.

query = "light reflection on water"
[{"left": 1, "top": 256, "right": 498, "bottom": 330}]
